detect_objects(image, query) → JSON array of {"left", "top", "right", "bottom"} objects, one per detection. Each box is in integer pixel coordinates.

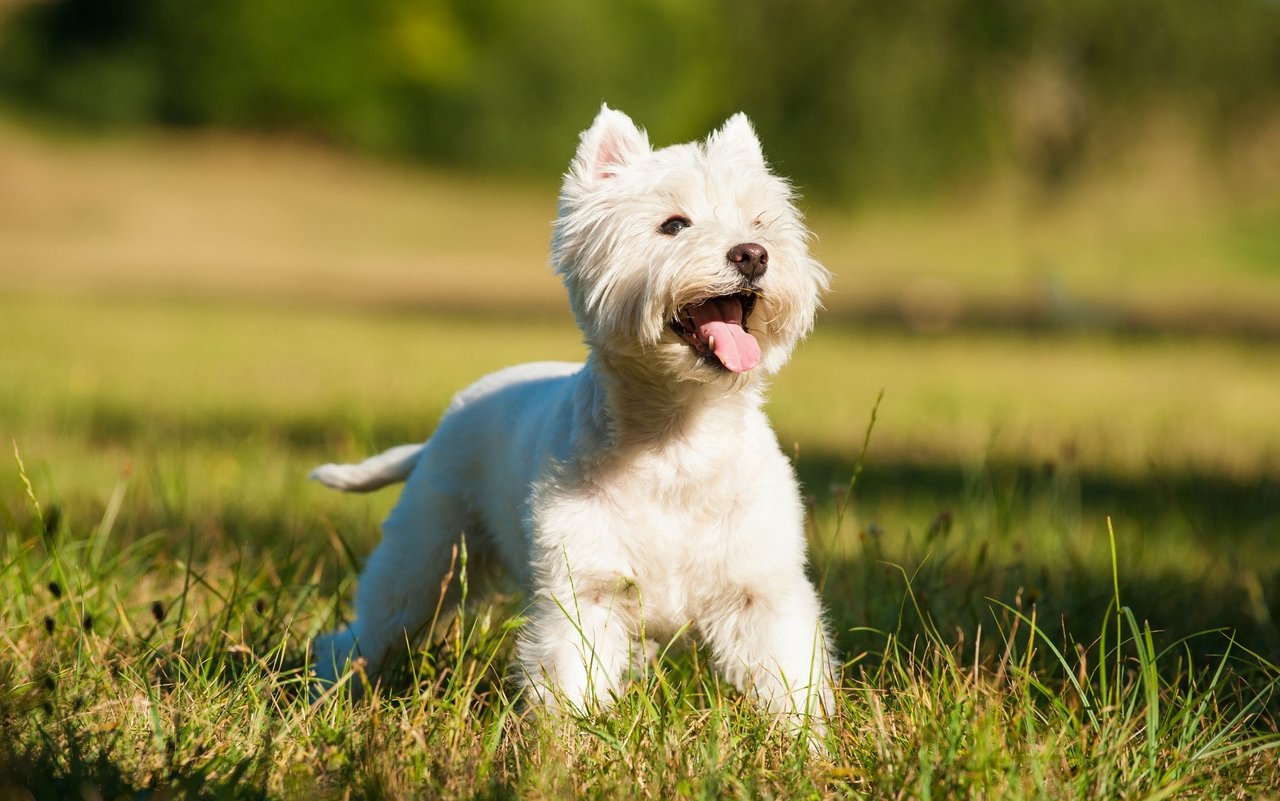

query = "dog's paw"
[{"left": 309, "top": 628, "right": 360, "bottom": 701}]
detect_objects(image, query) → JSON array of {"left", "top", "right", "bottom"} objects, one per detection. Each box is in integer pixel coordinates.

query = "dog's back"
[{"left": 309, "top": 361, "right": 584, "bottom": 493}]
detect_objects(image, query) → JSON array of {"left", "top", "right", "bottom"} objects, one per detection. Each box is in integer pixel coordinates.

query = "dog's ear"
[
  {"left": 709, "top": 113, "right": 767, "bottom": 170},
  {"left": 571, "top": 104, "right": 650, "bottom": 185}
]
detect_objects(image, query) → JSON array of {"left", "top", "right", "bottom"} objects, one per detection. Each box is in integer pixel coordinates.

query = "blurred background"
[{"left": 1, "top": 1, "right": 1278, "bottom": 644}]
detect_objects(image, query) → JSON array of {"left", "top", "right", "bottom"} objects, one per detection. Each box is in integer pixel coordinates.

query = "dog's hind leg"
[{"left": 311, "top": 472, "right": 469, "bottom": 695}]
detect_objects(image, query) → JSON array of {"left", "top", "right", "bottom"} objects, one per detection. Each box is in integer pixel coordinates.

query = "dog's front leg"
[
  {"left": 517, "top": 573, "right": 636, "bottom": 715},
  {"left": 700, "top": 577, "right": 834, "bottom": 737}
]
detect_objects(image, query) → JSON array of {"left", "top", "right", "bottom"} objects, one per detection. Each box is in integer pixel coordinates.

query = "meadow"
[{"left": 2, "top": 122, "right": 1279, "bottom": 798}]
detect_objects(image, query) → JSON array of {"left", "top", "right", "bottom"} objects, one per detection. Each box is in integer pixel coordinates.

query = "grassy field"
[{"left": 2, "top": 122, "right": 1279, "bottom": 798}]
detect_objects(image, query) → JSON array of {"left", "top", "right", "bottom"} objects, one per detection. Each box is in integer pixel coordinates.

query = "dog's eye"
[{"left": 659, "top": 215, "right": 692, "bottom": 236}]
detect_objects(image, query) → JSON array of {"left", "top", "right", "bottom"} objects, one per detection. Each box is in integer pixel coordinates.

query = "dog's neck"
[{"left": 583, "top": 352, "right": 764, "bottom": 452}]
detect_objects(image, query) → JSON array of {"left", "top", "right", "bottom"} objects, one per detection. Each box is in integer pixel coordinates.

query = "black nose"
[{"left": 727, "top": 242, "right": 768, "bottom": 282}]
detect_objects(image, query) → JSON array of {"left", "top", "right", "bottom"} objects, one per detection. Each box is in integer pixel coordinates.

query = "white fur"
[{"left": 311, "top": 105, "right": 834, "bottom": 734}]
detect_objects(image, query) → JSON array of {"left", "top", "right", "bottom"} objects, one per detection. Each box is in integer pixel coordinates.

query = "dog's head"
[{"left": 553, "top": 105, "right": 829, "bottom": 384}]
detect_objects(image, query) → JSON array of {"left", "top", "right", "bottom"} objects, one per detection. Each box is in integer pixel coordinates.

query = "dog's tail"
[{"left": 309, "top": 443, "right": 424, "bottom": 492}]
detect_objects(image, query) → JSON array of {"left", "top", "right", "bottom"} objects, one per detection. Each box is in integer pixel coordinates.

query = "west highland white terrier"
[{"left": 311, "top": 105, "right": 834, "bottom": 732}]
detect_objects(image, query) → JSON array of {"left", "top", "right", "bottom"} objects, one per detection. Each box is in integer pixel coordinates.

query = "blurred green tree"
[{"left": 2, "top": 0, "right": 1277, "bottom": 201}]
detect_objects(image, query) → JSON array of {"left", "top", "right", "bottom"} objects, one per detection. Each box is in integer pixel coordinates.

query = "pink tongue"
[
  {"left": 699, "top": 320, "right": 761, "bottom": 372},
  {"left": 689, "top": 297, "right": 761, "bottom": 372}
]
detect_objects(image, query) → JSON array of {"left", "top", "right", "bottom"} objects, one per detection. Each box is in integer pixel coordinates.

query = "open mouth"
[{"left": 670, "top": 291, "right": 762, "bottom": 373}]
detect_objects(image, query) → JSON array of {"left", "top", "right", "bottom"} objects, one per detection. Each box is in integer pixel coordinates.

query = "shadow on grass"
[
  {"left": 70, "top": 399, "right": 441, "bottom": 454},
  {"left": 47, "top": 399, "right": 1280, "bottom": 539},
  {"left": 796, "top": 452, "right": 1280, "bottom": 543},
  {"left": 0, "top": 741, "right": 268, "bottom": 801},
  {"left": 796, "top": 452, "right": 1280, "bottom": 667}
]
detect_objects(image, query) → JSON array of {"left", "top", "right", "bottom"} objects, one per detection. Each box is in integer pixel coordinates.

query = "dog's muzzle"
[{"left": 671, "top": 290, "right": 761, "bottom": 373}]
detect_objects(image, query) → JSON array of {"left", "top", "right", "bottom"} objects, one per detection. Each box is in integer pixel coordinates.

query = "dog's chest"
[{"left": 600, "top": 440, "right": 761, "bottom": 619}]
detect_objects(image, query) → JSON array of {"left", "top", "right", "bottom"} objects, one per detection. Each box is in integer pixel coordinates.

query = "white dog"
[{"left": 311, "top": 105, "right": 834, "bottom": 731}]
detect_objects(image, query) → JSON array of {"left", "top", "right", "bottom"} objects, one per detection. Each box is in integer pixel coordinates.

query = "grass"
[
  {"left": 3, "top": 430, "right": 1279, "bottom": 799},
  {"left": 2, "top": 119, "right": 1279, "bottom": 797},
  {"left": 2, "top": 296, "right": 1278, "bottom": 798}
]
